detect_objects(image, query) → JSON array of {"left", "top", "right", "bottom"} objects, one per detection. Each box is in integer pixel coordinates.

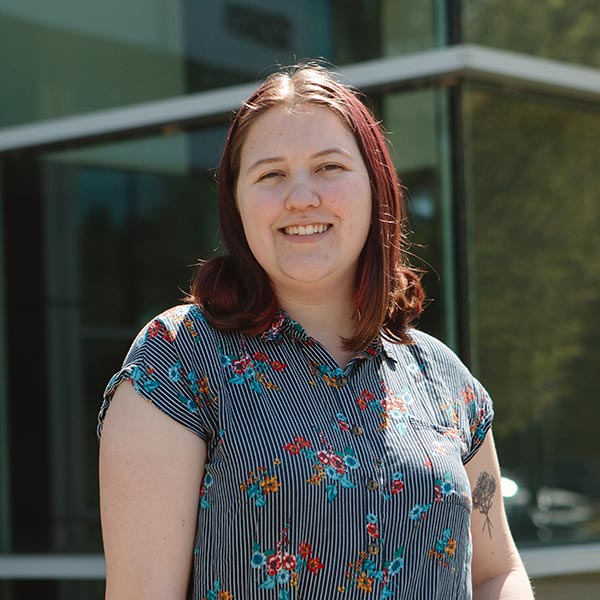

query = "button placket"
[
  {"left": 351, "top": 424, "right": 364, "bottom": 437},
  {"left": 366, "top": 478, "right": 380, "bottom": 491}
]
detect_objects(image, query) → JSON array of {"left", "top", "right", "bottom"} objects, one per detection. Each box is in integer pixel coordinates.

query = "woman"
[{"left": 98, "top": 65, "right": 533, "bottom": 599}]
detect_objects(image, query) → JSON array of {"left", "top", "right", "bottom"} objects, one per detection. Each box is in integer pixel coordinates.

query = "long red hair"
[{"left": 190, "top": 64, "right": 424, "bottom": 350}]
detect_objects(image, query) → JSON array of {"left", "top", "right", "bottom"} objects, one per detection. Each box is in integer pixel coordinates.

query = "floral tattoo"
[{"left": 472, "top": 471, "right": 497, "bottom": 538}]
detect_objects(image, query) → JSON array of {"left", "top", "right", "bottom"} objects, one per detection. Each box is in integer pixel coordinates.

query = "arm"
[
  {"left": 99, "top": 381, "right": 207, "bottom": 599},
  {"left": 466, "top": 432, "right": 534, "bottom": 599}
]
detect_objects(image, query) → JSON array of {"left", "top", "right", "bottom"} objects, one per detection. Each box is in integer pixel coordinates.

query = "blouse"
[{"left": 98, "top": 303, "right": 493, "bottom": 600}]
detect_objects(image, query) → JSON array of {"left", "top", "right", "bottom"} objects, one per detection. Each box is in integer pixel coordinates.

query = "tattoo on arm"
[{"left": 472, "top": 471, "right": 497, "bottom": 538}]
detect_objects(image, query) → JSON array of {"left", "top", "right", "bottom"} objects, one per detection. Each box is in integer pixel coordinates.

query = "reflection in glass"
[
  {"left": 463, "top": 83, "right": 600, "bottom": 544},
  {"left": 463, "top": 0, "right": 600, "bottom": 69},
  {"left": 0, "top": 0, "right": 443, "bottom": 128},
  {"left": 383, "top": 88, "right": 455, "bottom": 344},
  {"left": 2, "top": 125, "right": 224, "bottom": 554}
]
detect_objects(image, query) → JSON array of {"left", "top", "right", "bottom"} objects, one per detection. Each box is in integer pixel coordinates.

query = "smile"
[{"left": 281, "top": 224, "right": 331, "bottom": 236}]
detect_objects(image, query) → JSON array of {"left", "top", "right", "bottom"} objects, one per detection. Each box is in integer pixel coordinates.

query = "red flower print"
[
  {"left": 294, "top": 436, "right": 311, "bottom": 449},
  {"left": 253, "top": 351, "right": 268, "bottom": 362},
  {"left": 356, "top": 389, "right": 375, "bottom": 410},
  {"left": 270, "top": 360, "right": 287, "bottom": 372},
  {"left": 266, "top": 554, "right": 281, "bottom": 576},
  {"left": 307, "top": 556, "right": 324, "bottom": 574},
  {"left": 462, "top": 387, "right": 476, "bottom": 403},
  {"left": 282, "top": 552, "right": 296, "bottom": 570},
  {"left": 231, "top": 358, "right": 247, "bottom": 374},
  {"left": 298, "top": 542, "right": 312, "bottom": 558},
  {"left": 283, "top": 442, "right": 300, "bottom": 455},
  {"left": 329, "top": 454, "right": 346, "bottom": 474},
  {"left": 146, "top": 321, "right": 161, "bottom": 338},
  {"left": 317, "top": 451, "right": 331, "bottom": 465},
  {"left": 391, "top": 480, "right": 404, "bottom": 494},
  {"left": 390, "top": 397, "right": 407, "bottom": 412},
  {"left": 366, "top": 523, "right": 379, "bottom": 538},
  {"left": 338, "top": 420, "right": 350, "bottom": 431}
]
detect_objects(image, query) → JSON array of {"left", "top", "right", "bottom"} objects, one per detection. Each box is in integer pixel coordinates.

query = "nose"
[{"left": 284, "top": 177, "right": 320, "bottom": 211}]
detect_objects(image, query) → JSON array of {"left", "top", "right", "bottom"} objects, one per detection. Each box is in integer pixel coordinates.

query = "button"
[
  {"left": 374, "top": 459, "right": 383, "bottom": 468},
  {"left": 351, "top": 425, "right": 364, "bottom": 437},
  {"left": 368, "top": 543, "right": 380, "bottom": 556},
  {"left": 366, "top": 479, "right": 379, "bottom": 491}
]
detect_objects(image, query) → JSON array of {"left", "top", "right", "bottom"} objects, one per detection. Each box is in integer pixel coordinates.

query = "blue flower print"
[{"left": 409, "top": 503, "right": 432, "bottom": 522}]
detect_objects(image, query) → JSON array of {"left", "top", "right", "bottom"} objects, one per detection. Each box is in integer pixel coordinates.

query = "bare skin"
[
  {"left": 99, "top": 382, "right": 206, "bottom": 598},
  {"left": 466, "top": 433, "right": 534, "bottom": 598}
]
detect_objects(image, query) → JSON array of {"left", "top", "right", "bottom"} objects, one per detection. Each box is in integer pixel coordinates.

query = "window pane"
[
  {"left": 463, "top": 84, "right": 600, "bottom": 544},
  {"left": 1, "top": 126, "right": 224, "bottom": 553},
  {"left": 383, "top": 89, "right": 455, "bottom": 344},
  {"left": 0, "top": 0, "right": 443, "bottom": 128},
  {"left": 463, "top": 0, "right": 600, "bottom": 69}
]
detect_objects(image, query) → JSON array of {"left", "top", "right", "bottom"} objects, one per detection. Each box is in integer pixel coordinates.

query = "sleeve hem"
[{"left": 96, "top": 363, "right": 209, "bottom": 443}]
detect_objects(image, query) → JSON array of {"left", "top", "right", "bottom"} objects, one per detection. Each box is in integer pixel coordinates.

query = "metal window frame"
[
  {"left": 1, "top": 43, "right": 599, "bottom": 154},
  {"left": 1, "top": 43, "right": 600, "bottom": 583}
]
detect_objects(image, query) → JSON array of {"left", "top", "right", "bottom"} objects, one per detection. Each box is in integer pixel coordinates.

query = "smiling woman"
[
  {"left": 191, "top": 66, "right": 424, "bottom": 354},
  {"left": 235, "top": 105, "right": 372, "bottom": 327},
  {"left": 98, "top": 64, "right": 534, "bottom": 599}
]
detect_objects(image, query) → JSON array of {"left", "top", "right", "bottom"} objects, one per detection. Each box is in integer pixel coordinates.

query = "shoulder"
[
  {"left": 391, "top": 328, "right": 470, "bottom": 375},
  {"left": 384, "top": 328, "right": 488, "bottom": 400},
  {"left": 133, "top": 304, "right": 216, "bottom": 348}
]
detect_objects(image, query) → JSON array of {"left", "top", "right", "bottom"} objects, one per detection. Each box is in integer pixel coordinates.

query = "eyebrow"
[{"left": 246, "top": 147, "right": 353, "bottom": 174}]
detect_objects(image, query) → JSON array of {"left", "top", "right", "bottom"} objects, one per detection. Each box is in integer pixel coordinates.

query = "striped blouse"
[{"left": 98, "top": 303, "right": 493, "bottom": 600}]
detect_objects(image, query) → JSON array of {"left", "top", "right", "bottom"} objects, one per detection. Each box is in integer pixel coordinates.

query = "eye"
[
  {"left": 318, "top": 163, "right": 343, "bottom": 173},
  {"left": 257, "top": 171, "right": 284, "bottom": 181}
]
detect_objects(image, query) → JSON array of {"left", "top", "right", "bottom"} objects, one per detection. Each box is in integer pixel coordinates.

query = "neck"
[{"left": 275, "top": 286, "right": 357, "bottom": 366}]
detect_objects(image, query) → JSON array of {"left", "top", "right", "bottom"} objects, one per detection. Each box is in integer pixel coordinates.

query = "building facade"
[{"left": 1, "top": 1, "right": 599, "bottom": 598}]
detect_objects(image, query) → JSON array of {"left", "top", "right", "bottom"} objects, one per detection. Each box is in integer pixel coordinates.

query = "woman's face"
[{"left": 235, "top": 104, "right": 372, "bottom": 299}]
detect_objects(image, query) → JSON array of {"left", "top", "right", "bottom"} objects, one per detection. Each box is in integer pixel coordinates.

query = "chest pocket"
[{"left": 380, "top": 415, "right": 472, "bottom": 514}]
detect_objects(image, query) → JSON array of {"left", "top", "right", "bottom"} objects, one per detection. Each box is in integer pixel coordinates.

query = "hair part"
[{"left": 190, "top": 63, "right": 425, "bottom": 350}]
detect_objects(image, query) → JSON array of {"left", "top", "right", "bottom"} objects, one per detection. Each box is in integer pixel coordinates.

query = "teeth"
[{"left": 283, "top": 224, "right": 330, "bottom": 236}]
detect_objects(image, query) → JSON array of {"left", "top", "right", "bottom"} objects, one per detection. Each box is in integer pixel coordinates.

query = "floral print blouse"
[{"left": 98, "top": 304, "right": 493, "bottom": 600}]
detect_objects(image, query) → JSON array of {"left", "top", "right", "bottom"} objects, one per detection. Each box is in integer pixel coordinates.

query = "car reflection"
[{"left": 500, "top": 474, "right": 596, "bottom": 542}]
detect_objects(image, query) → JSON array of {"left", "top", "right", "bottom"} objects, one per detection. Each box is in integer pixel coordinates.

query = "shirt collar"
[{"left": 261, "top": 309, "right": 397, "bottom": 364}]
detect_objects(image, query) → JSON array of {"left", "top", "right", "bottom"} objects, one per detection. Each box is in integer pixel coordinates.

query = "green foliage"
[
  {"left": 464, "top": 84, "right": 600, "bottom": 497},
  {"left": 464, "top": 0, "right": 600, "bottom": 68}
]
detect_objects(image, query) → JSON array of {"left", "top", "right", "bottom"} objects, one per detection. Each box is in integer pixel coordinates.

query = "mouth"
[{"left": 281, "top": 223, "right": 332, "bottom": 236}]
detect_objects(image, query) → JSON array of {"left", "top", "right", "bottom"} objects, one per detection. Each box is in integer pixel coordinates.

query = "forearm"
[{"left": 473, "top": 568, "right": 534, "bottom": 600}]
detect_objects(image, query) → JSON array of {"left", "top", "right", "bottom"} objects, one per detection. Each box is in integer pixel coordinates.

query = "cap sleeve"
[
  {"left": 461, "top": 378, "right": 494, "bottom": 464},
  {"left": 97, "top": 305, "right": 219, "bottom": 442}
]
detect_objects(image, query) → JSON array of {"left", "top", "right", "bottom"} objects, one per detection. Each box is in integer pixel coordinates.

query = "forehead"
[{"left": 239, "top": 105, "right": 358, "bottom": 163}]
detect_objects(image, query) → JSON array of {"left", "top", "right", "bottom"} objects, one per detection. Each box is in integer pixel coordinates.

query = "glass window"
[
  {"left": 1, "top": 125, "right": 225, "bottom": 554},
  {"left": 383, "top": 88, "right": 456, "bottom": 344},
  {"left": 463, "top": 0, "right": 600, "bottom": 69},
  {"left": 0, "top": 0, "right": 444, "bottom": 128},
  {"left": 463, "top": 83, "right": 600, "bottom": 545}
]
